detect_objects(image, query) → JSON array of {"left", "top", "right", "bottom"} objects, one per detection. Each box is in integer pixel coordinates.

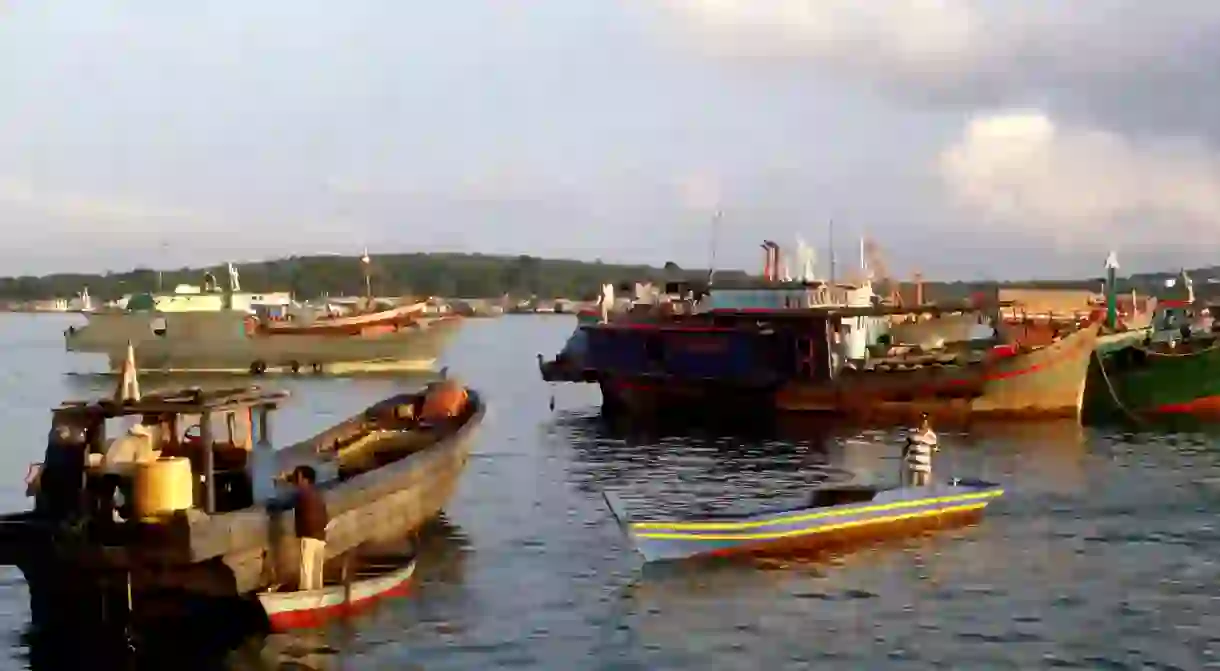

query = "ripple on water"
[{"left": 3, "top": 316, "right": 1220, "bottom": 669}]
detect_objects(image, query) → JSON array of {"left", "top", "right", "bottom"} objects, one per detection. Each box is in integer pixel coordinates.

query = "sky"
[{"left": 2, "top": 1, "right": 1219, "bottom": 279}]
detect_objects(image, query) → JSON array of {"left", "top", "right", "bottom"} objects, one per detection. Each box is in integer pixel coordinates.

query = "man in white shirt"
[
  {"left": 903, "top": 413, "right": 938, "bottom": 487},
  {"left": 102, "top": 419, "right": 161, "bottom": 475}
]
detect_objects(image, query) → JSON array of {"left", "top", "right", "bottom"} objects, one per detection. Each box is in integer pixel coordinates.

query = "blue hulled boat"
[{"left": 604, "top": 479, "right": 1004, "bottom": 563}]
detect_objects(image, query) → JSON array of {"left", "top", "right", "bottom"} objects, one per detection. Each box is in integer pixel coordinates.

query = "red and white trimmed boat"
[
  {"left": 260, "top": 302, "right": 432, "bottom": 337},
  {"left": 257, "top": 557, "right": 417, "bottom": 631}
]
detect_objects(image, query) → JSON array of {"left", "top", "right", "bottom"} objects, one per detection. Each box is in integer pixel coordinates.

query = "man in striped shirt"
[{"left": 903, "top": 414, "right": 938, "bottom": 487}]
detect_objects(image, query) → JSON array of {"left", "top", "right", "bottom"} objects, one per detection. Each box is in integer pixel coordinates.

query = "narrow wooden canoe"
[
  {"left": 257, "top": 558, "right": 416, "bottom": 631},
  {"left": 604, "top": 479, "right": 1004, "bottom": 563}
]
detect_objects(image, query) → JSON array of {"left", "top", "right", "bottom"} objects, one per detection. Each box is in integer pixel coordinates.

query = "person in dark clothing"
[{"left": 291, "top": 465, "right": 329, "bottom": 590}]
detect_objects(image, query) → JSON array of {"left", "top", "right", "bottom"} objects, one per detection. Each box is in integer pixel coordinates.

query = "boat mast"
[
  {"left": 1104, "top": 251, "right": 1118, "bottom": 330},
  {"left": 707, "top": 210, "right": 722, "bottom": 286},
  {"left": 361, "top": 248, "right": 372, "bottom": 304}
]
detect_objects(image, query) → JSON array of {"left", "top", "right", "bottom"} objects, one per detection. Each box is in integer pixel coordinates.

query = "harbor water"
[{"left": 1, "top": 313, "right": 1219, "bottom": 668}]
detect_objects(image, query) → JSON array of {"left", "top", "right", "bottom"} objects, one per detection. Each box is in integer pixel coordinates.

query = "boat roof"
[
  {"left": 705, "top": 300, "right": 1014, "bottom": 318},
  {"left": 54, "top": 385, "right": 289, "bottom": 418},
  {"left": 591, "top": 299, "right": 1015, "bottom": 323}
]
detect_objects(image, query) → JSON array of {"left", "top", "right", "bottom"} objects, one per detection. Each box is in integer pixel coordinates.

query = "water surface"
[{"left": 0, "top": 313, "right": 1218, "bottom": 669}]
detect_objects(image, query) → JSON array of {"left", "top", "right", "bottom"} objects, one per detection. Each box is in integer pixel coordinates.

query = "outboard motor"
[{"left": 33, "top": 420, "right": 90, "bottom": 522}]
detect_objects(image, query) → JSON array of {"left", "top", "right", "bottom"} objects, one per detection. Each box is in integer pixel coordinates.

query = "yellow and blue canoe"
[{"left": 603, "top": 479, "right": 1004, "bottom": 563}]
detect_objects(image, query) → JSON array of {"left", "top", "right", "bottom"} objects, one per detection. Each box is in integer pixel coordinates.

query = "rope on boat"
[
  {"left": 1127, "top": 333, "right": 1220, "bottom": 358},
  {"left": 1093, "top": 348, "right": 1144, "bottom": 425}
]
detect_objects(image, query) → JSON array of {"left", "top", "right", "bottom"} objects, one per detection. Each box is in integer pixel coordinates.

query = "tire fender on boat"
[{"left": 250, "top": 360, "right": 268, "bottom": 375}]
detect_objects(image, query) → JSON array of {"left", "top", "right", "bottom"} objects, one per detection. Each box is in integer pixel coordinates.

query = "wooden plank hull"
[
  {"left": 61, "top": 390, "right": 484, "bottom": 597},
  {"left": 66, "top": 311, "right": 462, "bottom": 373},
  {"left": 260, "top": 304, "right": 432, "bottom": 336},
  {"left": 1085, "top": 334, "right": 1220, "bottom": 418},
  {"left": 257, "top": 560, "right": 415, "bottom": 631},
  {"left": 608, "top": 480, "right": 1003, "bottom": 563},
  {"left": 775, "top": 324, "right": 1100, "bottom": 420}
]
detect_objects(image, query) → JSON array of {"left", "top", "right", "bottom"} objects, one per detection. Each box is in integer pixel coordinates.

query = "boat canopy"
[{"left": 126, "top": 293, "right": 156, "bottom": 311}]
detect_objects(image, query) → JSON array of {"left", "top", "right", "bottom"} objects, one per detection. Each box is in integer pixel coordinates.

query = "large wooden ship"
[
  {"left": 541, "top": 302, "right": 1101, "bottom": 422},
  {"left": 64, "top": 256, "right": 461, "bottom": 374},
  {"left": 18, "top": 350, "right": 483, "bottom": 598}
]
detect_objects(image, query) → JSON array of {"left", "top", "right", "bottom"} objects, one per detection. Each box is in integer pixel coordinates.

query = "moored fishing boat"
[
  {"left": 1083, "top": 265, "right": 1220, "bottom": 419},
  {"left": 18, "top": 351, "right": 483, "bottom": 599},
  {"left": 64, "top": 254, "right": 462, "bottom": 375},
  {"left": 1085, "top": 331, "right": 1220, "bottom": 418},
  {"left": 542, "top": 300, "right": 1100, "bottom": 421},
  {"left": 259, "top": 301, "right": 430, "bottom": 336},
  {"left": 603, "top": 479, "right": 1004, "bottom": 563},
  {"left": 775, "top": 321, "right": 1100, "bottom": 420}
]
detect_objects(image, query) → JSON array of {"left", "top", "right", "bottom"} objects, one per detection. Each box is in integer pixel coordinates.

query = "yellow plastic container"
[{"left": 133, "top": 456, "right": 195, "bottom": 520}]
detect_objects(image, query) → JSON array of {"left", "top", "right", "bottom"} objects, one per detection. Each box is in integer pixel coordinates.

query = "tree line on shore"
[
  {"left": 0, "top": 254, "right": 739, "bottom": 302},
  {"left": 0, "top": 251, "right": 1211, "bottom": 302}
]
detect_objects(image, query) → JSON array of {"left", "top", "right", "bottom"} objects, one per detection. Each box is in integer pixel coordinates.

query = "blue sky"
[{"left": 3, "top": 1, "right": 1219, "bottom": 279}]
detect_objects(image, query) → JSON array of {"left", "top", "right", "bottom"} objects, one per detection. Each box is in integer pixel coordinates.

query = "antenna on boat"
[
  {"left": 707, "top": 210, "right": 722, "bottom": 286},
  {"left": 828, "top": 219, "right": 837, "bottom": 284}
]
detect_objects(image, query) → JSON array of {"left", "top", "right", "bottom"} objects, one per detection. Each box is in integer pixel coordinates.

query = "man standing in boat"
[
  {"left": 291, "top": 465, "right": 329, "bottom": 591},
  {"left": 903, "top": 413, "right": 938, "bottom": 487}
]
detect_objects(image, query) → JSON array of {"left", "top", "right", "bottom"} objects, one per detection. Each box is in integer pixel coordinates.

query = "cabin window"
[{"left": 150, "top": 316, "right": 167, "bottom": 336}]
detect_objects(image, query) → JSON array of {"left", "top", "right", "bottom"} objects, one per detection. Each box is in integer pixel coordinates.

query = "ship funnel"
[{"left": 761, "top": 240, "right": 781, "bottom": 282}]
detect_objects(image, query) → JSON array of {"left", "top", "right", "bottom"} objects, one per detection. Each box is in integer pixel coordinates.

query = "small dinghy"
[
  {"left": 257, "top": 554, "right": 417, "bottom": 631},
  {"left": 604, "top": 479, "right": 1004, "bottom": 563}
]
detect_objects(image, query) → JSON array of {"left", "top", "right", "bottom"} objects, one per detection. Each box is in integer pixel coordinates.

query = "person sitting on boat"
[
  {"left": 903, "top": 414, "right": 938, "bottom": 487},
  {"left": 102, "top": 415, "right": 163, "bottom": 474},
  {"left": 97, "top": 414, "right": 164, "bottom": 521},
  {"left": 419, "top": 378, "right": 469, "bottom": 425},
  {"left": 291, "top": 465, "right": 329, "bottom": 591}
]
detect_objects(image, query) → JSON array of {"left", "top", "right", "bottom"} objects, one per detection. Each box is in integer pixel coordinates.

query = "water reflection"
[{"left": 13, "top": 515, "right": 469, "bottom": 670}]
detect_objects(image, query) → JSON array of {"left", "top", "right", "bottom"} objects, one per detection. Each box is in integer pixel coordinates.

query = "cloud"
[
  {"left": 653, "top": 1, "right": 1220, "bottom": 140},
  {"left": 660, "top": 0, "right": 977, "bottom": 76},
  {"left": 938, "top": 111, "right": 1220, "bottom": 247},
  {"left": 0, "top": 178, "right": 206, "bottom": 233}
]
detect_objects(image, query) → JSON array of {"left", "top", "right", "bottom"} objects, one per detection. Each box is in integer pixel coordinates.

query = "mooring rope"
[
  {"left": 1130, "top": 337, "right": 1220, "bottom": 358},
  {"left": 1093, "top": 348, "right": 1145, "bottom": 424}
]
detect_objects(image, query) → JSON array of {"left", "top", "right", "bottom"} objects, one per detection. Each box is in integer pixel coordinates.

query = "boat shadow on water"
[{"left": 13, "top": 515, "right": 469, "bottom": 670}]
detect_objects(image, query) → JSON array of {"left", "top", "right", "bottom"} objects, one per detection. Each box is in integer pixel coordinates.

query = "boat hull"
[
  {"left": 47, "top": 390, "right": 483, "bottom": 597},
  {"left": 261, "top": 303, "right": 429, "bottom": 336},
  {"left": 1084, "top": 335, "right": 1220, "bottom": 417},
  {"left": 65, "top": 311, "right": 462, "bottom": 374},
  {"left": 257, "top": 560, "right": 415, "bottom": 631},
  {"left": 775, "top": 324, "right": 1100, "bottom": 420},
  {"left": 613, "top": 480, "right": 1003, "bottom": 563}
]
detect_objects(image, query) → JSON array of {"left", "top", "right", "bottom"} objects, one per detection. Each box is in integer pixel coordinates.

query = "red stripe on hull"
[
  {"left": 265, "top": 581, "right": 413, "bottom": 632},
  {"left": 1150, "top": 395, "right": 1220, "bottom": 415}
]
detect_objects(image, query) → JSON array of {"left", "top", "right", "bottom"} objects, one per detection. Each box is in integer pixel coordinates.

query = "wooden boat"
[
  {"left": 604, "top": 479, "right": 1004, "bottom": 563},
  {"left": 543, "top": 298, "right": 1101, "bottom": 420},
  {"left": 776, "top": 323, "right": 1101, "bottom": 420},
  {"left": 258, "top": 555, "right": 416, "bottom": 631},
  {"left": 259, "top": 302, "right": 432, "bottom": 336},
  {"left": 20, "top": 351, "right": 483, "bottom": 599},
  {"left": 1086, "top": 332, "right": 1220, "bottom": 417}
]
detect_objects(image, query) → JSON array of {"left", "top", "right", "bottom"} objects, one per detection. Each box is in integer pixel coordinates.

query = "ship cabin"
[
  {"left": 559, "top": 300, "right": 1009, "bottom": 388},
  {"left": 32, "top": 386, "right": 289, "bottom": 542}
]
